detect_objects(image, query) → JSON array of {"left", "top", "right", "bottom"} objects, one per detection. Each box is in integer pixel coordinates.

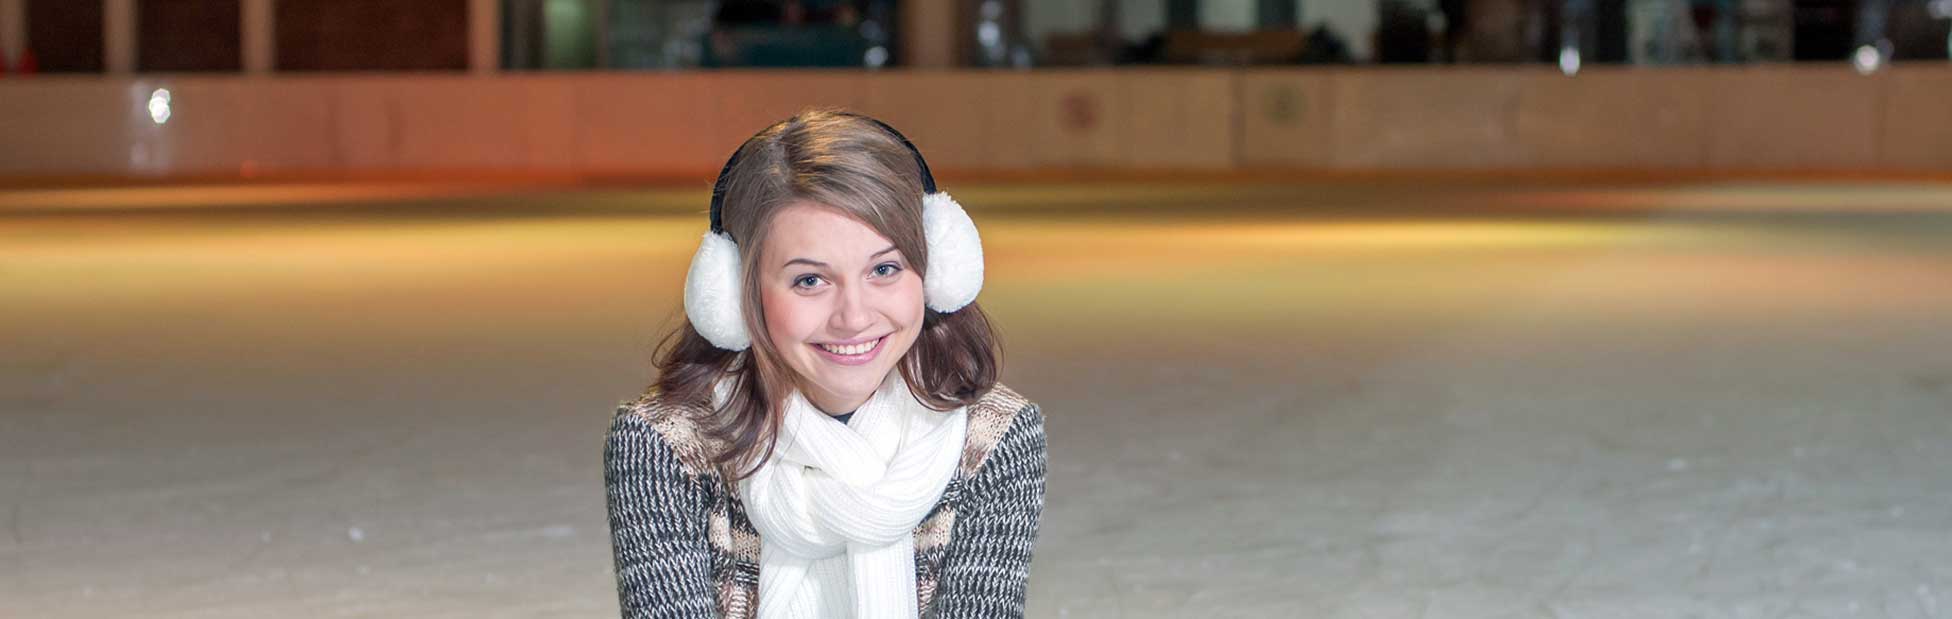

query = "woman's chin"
[{"left": 820, "top": 369, "right": 884, "bottom": 394}]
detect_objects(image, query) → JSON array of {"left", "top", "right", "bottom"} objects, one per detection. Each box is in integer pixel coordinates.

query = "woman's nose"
[{"left": 829, "top": 283, "right": 876, "bottom": 333}]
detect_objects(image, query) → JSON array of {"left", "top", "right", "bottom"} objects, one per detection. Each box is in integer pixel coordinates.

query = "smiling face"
[{"left": 756, "top": 200, "right": 925, "bottom": 415}]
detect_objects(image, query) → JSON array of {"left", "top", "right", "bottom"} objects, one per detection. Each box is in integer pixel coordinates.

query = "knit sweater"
[{"left": 604, "top": 383, "right": 1047, "bottom": 618}]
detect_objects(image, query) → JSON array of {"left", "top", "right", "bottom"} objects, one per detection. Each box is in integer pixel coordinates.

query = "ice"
[{"left": 4, "top": 181, "right": 1952, "bottom": 617}]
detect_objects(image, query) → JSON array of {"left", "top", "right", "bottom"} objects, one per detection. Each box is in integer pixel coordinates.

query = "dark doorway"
[
  {"left": 26, "top": 0, "right": 105, "bottom": 73},
  {"left": 140, "top": 0, "right": 242, "bottom": 72}
]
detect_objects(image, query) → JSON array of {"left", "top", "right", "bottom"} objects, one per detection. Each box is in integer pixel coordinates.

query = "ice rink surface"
[{"left": 3, "top": 180, "right": 1950, "bottom": 618}]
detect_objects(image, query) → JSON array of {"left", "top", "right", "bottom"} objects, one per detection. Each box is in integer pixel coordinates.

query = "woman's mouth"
[{"left": 812, "top": 335, "right": 886, "bottom": 366}]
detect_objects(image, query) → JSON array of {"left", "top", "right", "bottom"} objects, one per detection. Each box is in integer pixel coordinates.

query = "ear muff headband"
[
  {"left": 685, "top": 114, "right": 984, "bottom": 352},
  {"left": 708, "top": 113, "right": 938, "bottom": 239}
]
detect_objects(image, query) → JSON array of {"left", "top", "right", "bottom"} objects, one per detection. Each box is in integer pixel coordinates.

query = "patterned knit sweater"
[{"left": 604, "top": 383, "right": 1047, "bottom": 618}]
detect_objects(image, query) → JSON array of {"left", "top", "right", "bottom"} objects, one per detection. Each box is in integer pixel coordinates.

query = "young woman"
[{"left": 604, "top": 109, "right": 1047, "bottom": 619}]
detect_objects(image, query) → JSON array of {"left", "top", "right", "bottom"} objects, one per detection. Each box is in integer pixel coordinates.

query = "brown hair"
[{"left": 652, "top": 108, "right": 1001, "bottom": 481}]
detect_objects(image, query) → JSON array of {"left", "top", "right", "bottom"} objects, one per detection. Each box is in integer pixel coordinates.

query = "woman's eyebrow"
[{"left": 781, "top": 246, "right": 897, "bottom": 270}]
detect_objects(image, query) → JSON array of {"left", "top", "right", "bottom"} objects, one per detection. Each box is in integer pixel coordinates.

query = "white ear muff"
[
  {"left": 922, "top": 191, "right": 984, "bottom": 313},
  {"left": 684, "top": 230, "right": 750, "bottom": 351}
]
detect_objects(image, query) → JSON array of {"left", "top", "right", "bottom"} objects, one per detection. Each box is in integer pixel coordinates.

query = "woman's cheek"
[
  {"left": 903, "top": 278, "right": 927, "bottom": 323},
  {"left": 780, "top": 294, "right": 822, "bottom": 339},
  {"left": 761, "top": 287, "right": 808, "bottom": 342}
]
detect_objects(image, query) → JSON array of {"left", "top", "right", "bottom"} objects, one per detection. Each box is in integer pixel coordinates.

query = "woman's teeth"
[{"left": 818, "top": 338, "right": 878, "bottom": 355}]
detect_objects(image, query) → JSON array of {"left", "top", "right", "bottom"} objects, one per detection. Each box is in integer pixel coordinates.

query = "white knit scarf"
[{"left": 730, "top": 372, "right": 969, "bottom": 619}]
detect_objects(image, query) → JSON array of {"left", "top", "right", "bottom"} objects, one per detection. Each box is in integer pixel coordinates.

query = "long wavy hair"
[{"left": 652, "top": 108, "right": 1001, "bottom": 482}]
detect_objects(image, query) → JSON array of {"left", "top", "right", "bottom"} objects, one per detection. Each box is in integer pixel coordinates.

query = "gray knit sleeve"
[
  {"left": 605, "top": 407, "right": 719, "bottom": 619},
  {"left": 930, "top": 403, "right": 1048, "bottom": 619}
]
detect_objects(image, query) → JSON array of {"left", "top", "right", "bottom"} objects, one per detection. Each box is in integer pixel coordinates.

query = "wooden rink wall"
[{"left": 2, "top": 66, "right": 1950, "bottom": 180}]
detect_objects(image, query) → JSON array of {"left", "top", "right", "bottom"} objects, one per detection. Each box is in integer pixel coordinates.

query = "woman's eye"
[
  {"left": 874, "top": 263, "right": 902, "bottom": 277},
  {"left": 793, "top": 275, "right": 822, "bottom": 289}
]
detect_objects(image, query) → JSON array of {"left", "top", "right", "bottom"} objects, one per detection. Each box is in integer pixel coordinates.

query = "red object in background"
[{"left": 19, "top": 48, "right": 37, "bottom": 74}]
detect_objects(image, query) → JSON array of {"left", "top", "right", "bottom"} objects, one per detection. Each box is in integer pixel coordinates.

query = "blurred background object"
[
  {"left": 1, "top": 1, "right": 1946, "bottom": 75},
  {"left": 3, "top": 1, "right": 1952, "bottom": 180},
  {"left": 2, "top": 0, "right": 1951, "bottom": 179}
]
